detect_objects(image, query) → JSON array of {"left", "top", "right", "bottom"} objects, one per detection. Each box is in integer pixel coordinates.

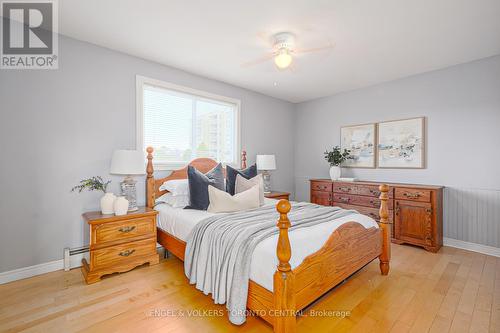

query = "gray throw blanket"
[{"left": 184, "top": 202, "right": 357, "bottom": 325}]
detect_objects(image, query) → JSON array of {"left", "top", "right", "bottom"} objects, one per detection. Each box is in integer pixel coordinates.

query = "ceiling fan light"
[{"left": 274, "top": 49, "right": 292, "bottom": 69}]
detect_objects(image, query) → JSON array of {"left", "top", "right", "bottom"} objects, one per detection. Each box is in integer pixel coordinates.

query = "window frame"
[{"left": 136, "top": 75, "right": 241, "bottom": 171}]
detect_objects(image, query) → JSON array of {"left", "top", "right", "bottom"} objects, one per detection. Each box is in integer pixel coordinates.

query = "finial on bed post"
[
  {"left": 378, "top": 184, "right": 391, "bottom": 275},
  {"left": 146, "top": 147, "right": 155, "bottom": 209},
  {"left": 273, "top": 199, "right": 296, "bottom": 333},
  {"left": 241, "top": 150, "right": 247, "bottom": 169}
]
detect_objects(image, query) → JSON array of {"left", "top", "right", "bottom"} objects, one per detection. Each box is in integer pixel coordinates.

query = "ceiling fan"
[{"left": 242, "top": 32, "right": 335, "bottom": 70}]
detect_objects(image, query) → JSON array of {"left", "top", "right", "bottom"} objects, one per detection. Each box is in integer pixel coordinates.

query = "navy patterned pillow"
[
  {"left": 186, "top": 163, "right": 225, "bottom": 210},
  {"left": 225, "top": 164, "right": 257, "bottom": 195}
]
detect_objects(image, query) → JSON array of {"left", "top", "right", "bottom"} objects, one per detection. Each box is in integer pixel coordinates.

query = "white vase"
[
  {"left": 329, "top": 166, "right": 342, "bottom": 180},
  {"left": 100, "top": 192, "right": 116, "bottom": 214},
  {"left": 114, "top": 196, "right": 129, "bottom": 216}
]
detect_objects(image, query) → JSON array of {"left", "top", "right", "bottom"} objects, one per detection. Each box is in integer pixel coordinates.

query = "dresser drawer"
[
  {"left": 93, "top": 216, "right": 156, "bottom": 246},
  {"left": 311, "top": 190, "right": 332, "bottom": 206},
  {"left": 356, "top": 184, "right": 394, "bottom": 198},
  {"left": 395, "top": 188, "right": 431, "bottom": 202},
  {"left": 311, "top": 181, "right": 332, "bottom": 192},
  {"left": 91, "top": 238, "right": 156, "bottom": 268},
  {"left": 335, "top": 203, "right": 394, "bottom": 224},
  {"left": 333, "top": 193, "right": 394, "bottom": 210},
  {"left": 333, "top": 182, "right": 357, "bottom": 194}
]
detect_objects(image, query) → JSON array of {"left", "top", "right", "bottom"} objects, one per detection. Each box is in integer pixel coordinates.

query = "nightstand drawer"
[
  {"left": 91, "top": 238, "right": 156, "bottom": 268},
  {"left": 94, "top": 216, "right": 155, "bottom": 245}
]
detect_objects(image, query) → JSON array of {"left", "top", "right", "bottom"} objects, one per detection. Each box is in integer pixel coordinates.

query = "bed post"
[
  {"left": 146, "top": 147, "right": 155, "bottom": 209},
  {"left": 378, "top": 184, "right": 391, "bottom": 275},
  {"left": 241, "top": 150, "right": 247, "bottom": 169},
  {"left": 273, "top": 199, "right": 296, "bottom": 333}
]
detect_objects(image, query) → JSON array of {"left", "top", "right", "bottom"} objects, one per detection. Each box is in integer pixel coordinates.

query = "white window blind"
[{"left": 138, "top": 78, "right": 240, "bottom": 169}]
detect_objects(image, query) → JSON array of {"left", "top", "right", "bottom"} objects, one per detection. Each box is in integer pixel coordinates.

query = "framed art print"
[
  {"left": 340, "top": 123, "right": 376, "bottom": 168},
  {"left": 377, "top": 117, "right": 425, "bottom": 168}
]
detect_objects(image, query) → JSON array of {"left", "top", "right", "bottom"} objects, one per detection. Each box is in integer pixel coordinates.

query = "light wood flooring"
[{"left": 0, "top": 244, "right": 499, "bottom": 332}]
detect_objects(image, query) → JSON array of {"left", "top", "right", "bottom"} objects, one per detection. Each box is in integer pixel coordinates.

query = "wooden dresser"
[
  {"left": 81, "top": 207, "right": 160, "bottom": 284},
  {"left": 310, "top": 179, "right": 443, "bottom": 252}
]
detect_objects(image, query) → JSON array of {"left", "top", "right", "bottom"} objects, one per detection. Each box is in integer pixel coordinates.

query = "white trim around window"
[{"left": 136, "top": 75, "right": 241, "bottom": 170}]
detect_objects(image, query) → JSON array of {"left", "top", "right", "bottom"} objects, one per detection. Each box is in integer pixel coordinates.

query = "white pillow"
[
  {"left": 207, "top": 184, "right": 260, "bottom": 213},
  {"left": 159, "top": 179, "right": 189, "bottom": 196},
  {"left": 235, "top": 174, "right": 264, "bottom": 206},
  {"left": 155, "top": 192, "right": 190, "bottom": 208}
]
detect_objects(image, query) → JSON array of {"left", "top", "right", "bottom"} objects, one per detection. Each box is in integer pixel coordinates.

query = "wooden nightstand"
[
  {"left": 81, "top": 207, "right": 159, "bottom": 284},
  {"left": 264, "top": 191, "right": 290, "bottom": 200}
]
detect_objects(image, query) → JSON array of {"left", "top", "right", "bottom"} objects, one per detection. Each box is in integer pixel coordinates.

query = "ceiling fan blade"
[
  {"left": 240, "top": 53, "right": 275, "bottom": 68},
  {"left": 294, "top": 42, "right": 335, "bottom": 54}
]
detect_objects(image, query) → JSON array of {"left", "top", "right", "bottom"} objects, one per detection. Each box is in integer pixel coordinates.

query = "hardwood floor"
[{"left": 0, "top": 244, "right": 499, "bottom": 332}]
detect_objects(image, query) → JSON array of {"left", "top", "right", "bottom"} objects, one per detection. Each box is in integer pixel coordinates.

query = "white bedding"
[{"left": 156, "top": 199, "right": 378, "bottom": 291}]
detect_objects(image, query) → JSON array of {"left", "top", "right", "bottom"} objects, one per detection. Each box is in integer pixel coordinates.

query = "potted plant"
[
  {"left": 71, "top": 176, "right": 115, "bottom": 214},
  {"left": 324, "top": 146, "right": 352, "bottom": 180}
]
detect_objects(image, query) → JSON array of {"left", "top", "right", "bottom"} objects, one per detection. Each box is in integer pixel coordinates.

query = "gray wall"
[
  {"left": 0, "top": 35, "right": 295, "bottom": 273},
  {"left": 294, "top": 55, "right": 500, "bottom": 247}
]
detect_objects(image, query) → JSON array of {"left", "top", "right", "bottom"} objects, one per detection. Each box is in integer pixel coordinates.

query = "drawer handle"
[
  {"left": 369, "top": 190, "right": 380, "bottom": 196},
  {"left": 118, "top": 226, "right": 136, "bottom": 233},
  {"left": 403, "top": 192, "right": 421, "bottom": 199},
  {"left": 119, "top": 249, "right": 136, "bottom": 257},
  {"left": 339, "top": 187, "right": 351, "bottom": 192},
  {"left": 340, "top": 197, "right": 350, "bottom": 203}
]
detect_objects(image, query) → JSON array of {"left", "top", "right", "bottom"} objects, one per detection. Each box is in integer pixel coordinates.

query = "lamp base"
[
  {"left": 120, "top": 176, "right": 138, "bottom": 211},
  {"left": 262, "top": 170, "right": 272, "bottom": 193}
]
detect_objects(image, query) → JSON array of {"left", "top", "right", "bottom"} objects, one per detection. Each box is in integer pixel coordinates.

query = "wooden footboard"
[
  {"left": 146, "top": 147, "right": 391, "bottom": 333},
  {"left": 268, "top": 185, "right": 391, "bottom": 333}
]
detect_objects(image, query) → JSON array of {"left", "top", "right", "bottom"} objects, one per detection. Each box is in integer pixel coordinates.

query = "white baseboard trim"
[
  {"left": 444, "top": 237, "right": 500, "bottom": 258},
  {"left": 0, "top": 253, "right": 85, "bottom": 285}
]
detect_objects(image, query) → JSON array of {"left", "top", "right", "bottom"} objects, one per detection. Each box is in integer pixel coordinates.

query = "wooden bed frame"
[{"left": 145, "top": 147, "right": 390, "bottom": 333}]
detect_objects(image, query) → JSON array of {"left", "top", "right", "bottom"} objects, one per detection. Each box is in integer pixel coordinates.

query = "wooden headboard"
[{"left": 146, "top": 147, "right": 247, "bottom": 208}]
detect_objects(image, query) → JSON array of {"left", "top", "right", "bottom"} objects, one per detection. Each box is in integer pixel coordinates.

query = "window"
[{"left": 136, "top": 76, "right": 240, "bottom": 170}]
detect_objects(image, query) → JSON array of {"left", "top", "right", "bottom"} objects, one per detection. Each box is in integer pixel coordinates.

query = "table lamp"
[
  {"left": 256, "top": 154, "right": 276, "bottom": 193},
  {"left": 110, "top": 150, "right": 145, "bottom": 211}
]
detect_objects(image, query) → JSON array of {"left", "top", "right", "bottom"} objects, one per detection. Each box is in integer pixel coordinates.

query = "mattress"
[{"left": 156, "top": 199, "right": 378, "bottom": 291}]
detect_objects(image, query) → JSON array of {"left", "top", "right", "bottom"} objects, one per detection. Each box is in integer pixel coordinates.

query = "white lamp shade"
[
  {"left": 110, "top": 150, "right": 145, "bottom": 175},
  {"left": 256, "top": 155, "right": 276, "bottom": 171}
]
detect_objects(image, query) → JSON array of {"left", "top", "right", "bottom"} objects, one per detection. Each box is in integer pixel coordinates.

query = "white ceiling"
[{"left": 59, "top": 0, "right": 500, "bottom": 103}]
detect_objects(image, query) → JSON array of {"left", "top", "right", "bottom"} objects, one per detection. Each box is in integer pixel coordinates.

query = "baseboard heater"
[{"left": 63, "top": 246, "right": 89, "bottom": 271}]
